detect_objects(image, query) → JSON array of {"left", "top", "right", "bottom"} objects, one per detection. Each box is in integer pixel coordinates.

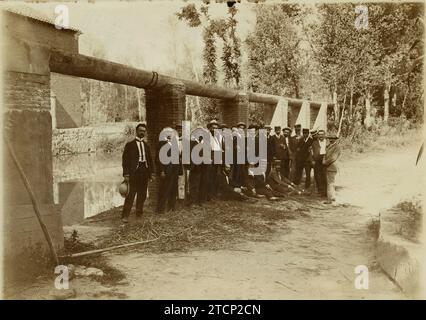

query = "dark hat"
[
  {"left": 327, "top": 133, "right": 339, "bottom": 140},
  {"left": 248, "top": 124, "right": 259, "bottom": 129},
  {"left": 302, "top": 128, "right": 310, "bottom": 133},
  {"left": 283, "top": 127, "right": 291, "bottom": 132},
  {"left": 274, "top": 126, "right": 281, "bottom": 130},
  {"left": 295, "top": 124, "right": 302, "bottom": 128},
  {"left": 207, "top": 119, "right": 219, "bottom": 129},
  {"left": 236, "top": 121, "right": 246, "bottom": 128}
]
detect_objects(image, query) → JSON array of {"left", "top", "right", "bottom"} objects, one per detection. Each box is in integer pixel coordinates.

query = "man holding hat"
[{"left": 121, "top": 123, "right": 154, "bottom": 223}]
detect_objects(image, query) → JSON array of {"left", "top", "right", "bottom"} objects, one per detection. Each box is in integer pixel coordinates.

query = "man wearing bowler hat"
[{"left": 121, "top": 123, "right": 154, "bottom": 223}]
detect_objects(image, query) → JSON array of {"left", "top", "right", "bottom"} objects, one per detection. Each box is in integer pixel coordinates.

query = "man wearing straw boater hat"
[
  {"left": 323, "top": 133, "right": 341, "bottom": 204},
  {"left": 121, "top": 123, "right": 154, "bottom": 223}
]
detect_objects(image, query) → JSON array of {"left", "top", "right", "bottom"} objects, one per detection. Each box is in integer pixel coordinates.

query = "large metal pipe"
[{"left": 49, "top": 51, "right": 329, "bottom": 108}]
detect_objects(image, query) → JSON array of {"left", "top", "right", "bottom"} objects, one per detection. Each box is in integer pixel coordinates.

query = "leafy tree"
[{"left": 246, "top": 4, "right": 303, "bottom": 98}]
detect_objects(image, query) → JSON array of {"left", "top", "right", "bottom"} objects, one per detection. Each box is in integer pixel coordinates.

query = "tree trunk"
[
  {"left": 349, "top": 75, "right": 354, "bottom": 118},
  {"left": 365, "top": 91, "right": 371, "bottom": 128},
  {"left": 401, "top": 86, "right": 409, "bottom": 117},
  {"left": 384, "top": 86, "right": 390, "bottom": 124},
  {"left": 333, "top": 90, "right": 339, "bottom": 126}
]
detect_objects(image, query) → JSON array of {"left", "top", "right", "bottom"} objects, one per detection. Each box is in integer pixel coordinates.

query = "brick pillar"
[
  {"left": 145, "top": 82, "right": 186, "bottom": 208},
  {"left": 3, "top": 71, "right": 65, "bottom": 262},
  {"left": 220, "top": 93, "right": 249, "bottom": 127}
]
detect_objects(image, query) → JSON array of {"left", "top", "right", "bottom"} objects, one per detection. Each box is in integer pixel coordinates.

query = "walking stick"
[{"left": 4, "top": 137, "right": 59, "bottom": 266}]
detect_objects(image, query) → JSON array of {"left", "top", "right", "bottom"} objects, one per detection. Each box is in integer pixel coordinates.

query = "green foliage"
[
  {"left": 177, "top": 2, "right": 242, "bottom": 87},
  {"left": 246, "top": 4, "right": 304, "bottom": 98},
  {"left": 310, "top": 3, "right": 424, "bottom": 123}
]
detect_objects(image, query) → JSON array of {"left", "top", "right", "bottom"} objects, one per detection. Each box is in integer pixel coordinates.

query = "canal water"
[{"left": 53, "top": 152, "right": 124, "bottom": 226}]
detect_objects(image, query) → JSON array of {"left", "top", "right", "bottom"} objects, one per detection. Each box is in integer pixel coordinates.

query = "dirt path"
[{"left": 91, "top": 143, "right": 421, "bottom": 299}]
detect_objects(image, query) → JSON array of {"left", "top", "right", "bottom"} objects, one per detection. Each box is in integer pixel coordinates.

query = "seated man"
[
  {"left": 247, "top": 163, "right": 279, "bottom": 200},
  {"left": 267, "top": 160, "right": 304, "bottom": 195}
]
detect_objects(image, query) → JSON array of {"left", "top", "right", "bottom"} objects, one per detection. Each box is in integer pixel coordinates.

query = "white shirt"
[
  {"left": 135, "top": 137, "right": 146, "bottom": 163},
  {"left": 210, "top": 134, "right": 222, "bottom": 152},
  {"left": 319, "top": 140, "right": 326, "bottom": 155}
]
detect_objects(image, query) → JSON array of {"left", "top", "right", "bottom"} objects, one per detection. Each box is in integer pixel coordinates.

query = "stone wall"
[
  {"left": 51, "top": 73, "right": 145, "bottom": 129},
  {"left": 52, "top": 122, "right": 138, "bottom": 156}
]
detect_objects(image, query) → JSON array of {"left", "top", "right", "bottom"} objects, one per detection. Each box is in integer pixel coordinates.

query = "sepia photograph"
[{"left": 0, "top": 0, "right": 425, "bottom": 304}]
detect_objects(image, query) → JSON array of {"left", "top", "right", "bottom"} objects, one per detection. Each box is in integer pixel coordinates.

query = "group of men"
[{"left": 120, "top": 121, "right": 341, "bottom": 223}]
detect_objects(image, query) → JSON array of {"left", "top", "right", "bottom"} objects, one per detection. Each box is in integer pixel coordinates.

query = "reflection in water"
[{"left": 53, "top": 153, "right": 124, "bottom": 226}]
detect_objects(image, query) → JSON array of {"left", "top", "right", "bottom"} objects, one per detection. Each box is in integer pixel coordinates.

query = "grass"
[
  {"left": 75, "top": 195, "right": 321, "bottom": 255},
  {"left": 340, "top": 126, "right": 422, "bottom": 155},
  {"left": 393, "top": 199, "right": 423, "bottom": 243}
]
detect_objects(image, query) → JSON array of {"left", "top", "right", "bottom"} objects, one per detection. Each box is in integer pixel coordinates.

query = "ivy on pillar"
[{"left": 145, "top": 81, "right": 186, "bottom": 208}]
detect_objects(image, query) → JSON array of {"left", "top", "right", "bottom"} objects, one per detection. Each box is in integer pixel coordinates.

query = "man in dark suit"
[
  {"left": 273, "top": 126, "right": 293, "bottom": 179},
  {"left": 121, "top": 123, "right": 154, "bottom": 223},
  {"left": 156, "top": 125, "right": 183, "bottom": 214},
  {"left": 290, "top": 123, "right": 303, "bottom": 182},
  {"left": 311, "top": 129, "right": 327, "bottom": 197},
  {"left": 264, "top": 124, "right": 274, "bottom": 177},
  {"left": 294, "top": 128, "right": 314, "bottom": 189}
]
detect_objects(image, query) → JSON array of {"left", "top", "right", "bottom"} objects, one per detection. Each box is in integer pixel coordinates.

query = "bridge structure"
[{"left": 2, "top": 9, "right": 332, "bottom": 258}]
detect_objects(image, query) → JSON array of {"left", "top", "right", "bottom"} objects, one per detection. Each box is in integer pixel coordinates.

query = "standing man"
[
  {"left": 264, "top": 124, "right": 274, "bottom": 177},
  {"left": 323, "top": 133, "right": 341, "bottom": 204},
  {"left": 207, "top": 119, "right": 222, "bottom": 201},
  {"left": 156, "top": 125, "right": 182, "bottom": 214},
  {"left": 290, "top": 123, "right": 303, "bottom": 182},
  {"left": 311, "top": 129, "right": 327, "bottom": 197},
  {"left": 294, "top": 128, "right": 314, "bottom": 190},
  {"left": 121, "top": 123, "right": 154, "bottom": 223},
  {"left": 188, "top": 127, "right": 205, "bottom": 206},
  {"left": 274, "top": 126, "right": 292, "bottom": 179}
]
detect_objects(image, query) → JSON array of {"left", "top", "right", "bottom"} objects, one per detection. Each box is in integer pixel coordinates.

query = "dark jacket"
[
  {"left": 122, "top": 139, "right": 154, "bottom": 178},
  {"left": 156, "top": 139, "right": 183, "bottom": 176},
  {"left": 296, "top": 137, "right": 313, "bottom": 163},
  {"left": 272, "top": 135, "right": 293, "bottom": 160},
  {"left": 311, "top": 139, "right": 326, "bottom": 162}
]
